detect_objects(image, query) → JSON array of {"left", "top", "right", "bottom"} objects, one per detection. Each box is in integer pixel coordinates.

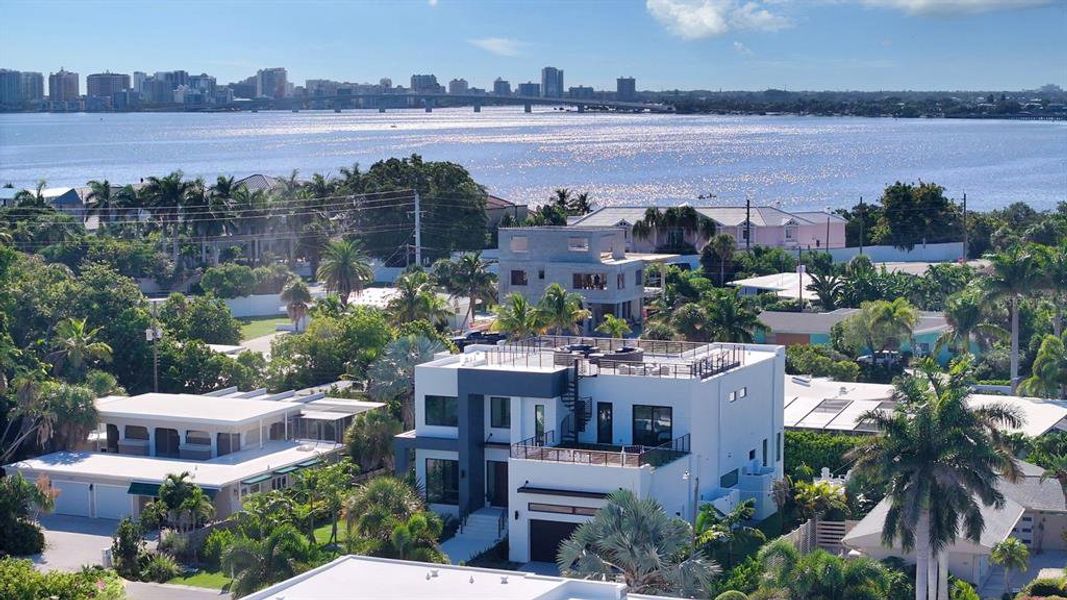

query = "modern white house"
[
  {"left": 394, "top": 335, "right": 786, "bottom": 564},
  {"left": 240, "top": 554, "right": 673, "bottom": 600},
  {"left": 3, "top": 387, "right": 383, "bottom": 521}
]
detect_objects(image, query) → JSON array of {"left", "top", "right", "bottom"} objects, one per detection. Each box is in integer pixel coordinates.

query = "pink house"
[{"left": 569, "top": 205, "right": 847, "bottom": 252}]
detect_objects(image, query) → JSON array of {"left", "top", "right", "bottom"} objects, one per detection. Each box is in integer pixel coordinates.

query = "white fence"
[{"left": 827, "top": 242, "right": 965, "bottom": 263}]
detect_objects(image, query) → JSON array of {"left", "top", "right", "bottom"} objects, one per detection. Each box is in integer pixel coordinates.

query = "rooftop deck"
[{"left": 510, "top": 430, "right": 691, "bottom": 468}]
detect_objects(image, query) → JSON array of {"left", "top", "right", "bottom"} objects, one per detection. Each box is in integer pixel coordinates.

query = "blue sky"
[{"left": 1, "top": 0, "right": 1063, "bottom": 91}]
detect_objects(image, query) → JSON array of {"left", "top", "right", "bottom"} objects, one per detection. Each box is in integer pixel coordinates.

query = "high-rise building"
[
  {"left": 0, "top": 69, "right": 21, "bottom": 105},
  {"left": 540, "top": 66, "right": 563, "bottom": 98},
  {"left": 517, "top": 81, "right": 540, "bottom": 97},
  {"left": 409, "top": 74, "right": 442, "bottom": 93},
  {"left": 493, "top": 77, "right": 511, "bottom": 96},
  {"left": 617, "top": 77, "right": 636, "bottom": 101},
  {"left": 189, "top": 73, "right": 217, "bottom": 95},
  {"left": 379, "top": 77, "right": 392, "bottom": 89},
  {"left": 133, "top": 71, "right": 147, "bottom": 93},
  {"left": 230, "top": 76, "right": 258, "bottom": 99},
  {"left": 86, "top": 72, "right": 131, "bottom": 98},
  {"left": 256, "top": 67, "right": 288, "bottom": 99},
  {"left": 448, "top": 78, "right": 469, "bottom": 95},
  {"left": 48, "top": 68, "right": 79, "bottom": 101},
  {"left": 141, "top": 77, "right": 173, "bottom": 104},
  {"left": 20, "top": 72, "right": 44, "bottom": 102},
  {"left": 568, "top": 86, "right": 595, "bottom": 100}
]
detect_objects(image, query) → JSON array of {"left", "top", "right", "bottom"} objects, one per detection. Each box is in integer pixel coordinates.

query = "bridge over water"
[{"left": 235, "top": 92, "right": 673, "bottom": 114}]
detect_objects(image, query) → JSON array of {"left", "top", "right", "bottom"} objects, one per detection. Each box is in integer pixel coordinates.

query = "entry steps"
[{"left": 441, "top": 507, "right": 506, "bottom": 565}]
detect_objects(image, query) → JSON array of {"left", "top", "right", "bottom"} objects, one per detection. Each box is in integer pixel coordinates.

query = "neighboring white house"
[
  {"left": 842, "top": 461, "right": 1067, "bottom": 586},
  {"left": 3, "top": 387, "right": 383, "bottom": 520},
  {"left": 241, "top": 554, "right": 674, "bottom": 600},
  {"left": 394, "top": 335, "right": 786, "bottom": 564}
]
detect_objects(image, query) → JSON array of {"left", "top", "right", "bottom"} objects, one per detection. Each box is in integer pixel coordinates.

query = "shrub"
[
  {"left": 0, "top": 519, "right": 45, "bottom": 556},
  {"left": 158, "top": 530, "right": 191, "bottom": 562},
  {"left": 252, "top": 264, "right": 296, "bottom": 294},
  {"left": 786, "top": 345, "right": 859, "bottom": 381},
  {"left": 715, "top": 592, "right": 750, "bottom": 600},
  {"left": 785, "top": 430, "right": 864, "bottom": 476},
  {"left": 202, "top": 528, "right": 235, "bottom": 571},
  {"left": 140, "top": 553, "right": 181, "bottom": 583},
  {"left": 200, "top": 263, "right": 258, "bottom": 298},
  {"left": 0, "top": 558, "right": 125, "bottom": 600},
  {"left": 110, "top": 517, "right": 146, "bottom": 579},
  {"left": 1021, "top": 577, "right": 1067, "bottom": 597}
]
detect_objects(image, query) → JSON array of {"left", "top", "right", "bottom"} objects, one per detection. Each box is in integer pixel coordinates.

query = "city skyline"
[{"left": 0, "top": 1, "right": 1063, "bottom": 92}]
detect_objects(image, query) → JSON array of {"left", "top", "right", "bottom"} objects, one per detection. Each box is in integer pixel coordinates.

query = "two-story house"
[
  {"left": 497, "top": 227, "right": 651, "bottom": 334},
  {"left": 393, "top": 335, "right": 785, "bottom": 564},
  {"left": 4, "top": 388, "right": 383, "bottom": 520}
]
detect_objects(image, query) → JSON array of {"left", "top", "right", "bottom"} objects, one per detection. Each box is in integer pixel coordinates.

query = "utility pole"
[
  {"left": 146, "top": 301, "right": 161, "bottom": 392},
  {"left": 962, "top": 192, "right": 968, "bottom": 261},
  {"left": 413, "top": 190, "right": 422, "bottom": 267},
  {"left": 858, "top": 196, "right": 865, "bottom": 256},
  {"left": 745, "top": 194, "right": 751, "bottom": 252},
  {"left": 825, "top": 206, "right": 831, "bottom": 250}
]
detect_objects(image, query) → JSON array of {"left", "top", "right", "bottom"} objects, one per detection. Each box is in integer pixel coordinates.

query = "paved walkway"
[
  {"left": 979, "top": 550, "right": 1067, "bottom": 599},
  {"left": 239, "top": 331, "right": 286, "bottom": 359},
  {"left": 125, "top": 581, "right": 227, "bottom": 600}
]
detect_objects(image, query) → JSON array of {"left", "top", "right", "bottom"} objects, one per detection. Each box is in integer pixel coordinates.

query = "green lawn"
[
  {"left": 240, "top": 316, "right": 290, "bottom": 340},
  {"left": 168, "top": 570, "right": 232, "bottom": 590},
  {"left": 313, "top": 521, "right": 347, "bottom": 545}
]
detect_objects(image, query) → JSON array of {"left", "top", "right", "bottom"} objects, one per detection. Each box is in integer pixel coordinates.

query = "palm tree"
[
  {"left": 841, "top": 298, "right": 919, "bottom": 361},
  {"left": 847, "top": 358, "right": 1023, "bottom": 600},
  {"left": 316, "top": 239, "right": 373, "bottom": 307},
  {"left": 793, "top": 479, "right": 848, "bottom": 535},
  {"left": 178, "top": 486, "right": 215, "bottom": 534},
  {"left": 632, "top": 207, "right": 661, "bottom": 247},
  {"left": 557, "top": 489, "right": 718, "bottom": 596},
  {"left": 809, "top": 272, "right": 845, "bottom": 310},
  {"left": 1039, "top": 453, "right": 1067, "bottom": 499},
  {"left": 595, "top": 314, "right": 632, "bottom": 338},
  {"left": 551, "top": 188, "right": 571, "bottom": 212},
  {"left": 0, "top": 378, "right": 98, "bottom": 462},
  {"left": 984, "top": 245, "right": 1041, "bottom": 392},
  {"left": 280, "top": 277, "right": 313, "bottom": 332},
  {"left": 695, "top": 498, "right": 766, "bottom": 569},
  {"left": 492, "top": 293, "right": 547, "bottom": 339},
  {"left": 702, "top": 289, "right": 766, "bottom": 343},
  {"left": 671, "top": 303, "right": 713, "bottom": 342},
  {"left": 538, "top": 283, "right": 592, "bottom": 335},
  {"left": 1019, "top": 333, "right": 1067, "bottom": 399},
  {"left": 223, "top": 523, "right": 315, "bottom": 597},
  {"left": 707, "top": 233, "right": 735, "bottom": 286},
  {"left": 1039, "top": 243, "right": 1067, "bottom": 337},
  {"left": 141, "top": 171, "right": 194, "bottom": 262},
  {"left": 568, "top": 191, "right": 593, "bottom": 216},
  {"left": 437, "top": 253, "right": 496, "bottom": 328},
  {"left": 85, "top": 179, "right": 120, "bottom": 226},
  {"left": 343, "top": 476, "right": 423, "bottom": 543},
  {"left": 757, "top": 538, "right": 892, "bottom": 600},
  {"left": 46, "top": 317, "right": 112, "bottom": 378},
  {"left": 990, "top": 537, "right": 1029, "bottom": 597},
  {"left": 367, "top": 335, "right": 446, "bottom": 428},
  {"left": 935, "top": 288, "right": 1007, "bottom": 356},
  {"left": 387, "top": 270, "right": 451, "bottom": 327},
  {"left": 158, "top": 471, "right": 197, "bottom": 529}
]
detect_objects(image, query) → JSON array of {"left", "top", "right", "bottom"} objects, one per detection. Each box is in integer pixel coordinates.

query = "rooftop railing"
[{"left": 510, "top": 431, "right": 691, "bottom": 468}]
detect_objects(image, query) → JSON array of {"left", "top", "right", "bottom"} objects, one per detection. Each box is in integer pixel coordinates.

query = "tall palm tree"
[
  {"left": 703, "top": 289, "right": 766, "bottom": 343},
  {"left": 984, "top": 245, "right": 1041, "bottom": 392},
  {"left": 990, "top": 537, "right": 1029, "bottom": 597},
  {"left": 557, "top": 489, "right": 718, "bottom": 596},
  {"left": 671, "top": 303, "right": 713, "bottom": 342},
  {"left": 223, "top": 523, "right": 315, "bottom": 597},
  {"left": 551, "top": 188, "right": 571, "bottom": 212},
  {"left": 438, "top": 253, "right": 496, "bottom": 328},
  {"left": 841, "top": 298, "right": 919, "bottom": 360},
  {"left": 707, "top": 233, "right": 735, "bottom": 286},
  {"left": 935, "top": 288, "right": 1007, "bottom": 356},
  {"left": 1039, "top": 243, "right": 1067, "bottom": 337},
  {"left": 316, "top": 239, "right": 373, "bottom": 307},
  {"left": 280, "top": 276, "right": 313, "bottom": 332},
  {"left": 178, "top": 486, "right": 215, "bottom": 534},
  {"left": 492, "top": 293, "right": 547, "bottom": 339},
  {"left": 141, "top": 171, "right": 194, "bottom": 262},
  {"left": 46, "top": 317, "right": 112, "bottom": 378},
  {"left": 14, "top": 180, "right": 47, "bottom": 208},
  {"left": 387, "top": 270, "right": 452, "bottom": 327},
  {"left": 595, "top": 314, "right": 632, "bottom": 338},
  {"left": 1019, "top": 333, "right": 1067, "bottom": 399},
  {"left": 567, "top": 191, "right": 593, "bottom": 216},
  {"left": 538, "top": 283, "right": 592, "bottom": 335},
  {"left": 367, "top": 335, "right": 446, "bottom": 428},
  {"left": 1039, "top": 453, "right": 1067, "bottom": 499},
  {"left": 632, "top": 207, "right": 661, "bottom": 247},
  {"left": 847, "top": 358, "right": 1022, "bottom": 600},
  {"left": 85, "top": 179, "right": 119, "bottom": 226},
  {"left": 757, "top": 538, "right": 892, "bottom": 600},
  {"left": 158, "top": 471, "right": 197, "bottom": 527}
]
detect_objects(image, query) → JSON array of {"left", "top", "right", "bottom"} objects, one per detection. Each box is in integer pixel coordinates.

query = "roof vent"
[
  {"left": 430, "top": 569, "right": 438, "bottom": 578},
  {"left": 839, "top": 386, "right": 848, "bottom": 395},
  {"left": 469, "top": 576, "right": 475, "bottom": 584},
  {"left": 426, "top": 572, "right": 431, "bottom": 580},
  {"left": 501, "top": 576, "right": 509, "bottom": 584}
]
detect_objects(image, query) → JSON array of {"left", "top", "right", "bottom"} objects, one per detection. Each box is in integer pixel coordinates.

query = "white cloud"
[
  {"left": 428, "top": 0, "right": 438, "bottom": 6},
  {"left": 467, "top": 37, "right": 526, "bottom": 57},
  {"left": 646, "top": 0, "right": 791, "bottom": 39},
  {"left": 733, "top": 41, "right": 754, "bottom": 55},
  {"left": 860, "top": 0, "right": 1051, "bottom": 15}
]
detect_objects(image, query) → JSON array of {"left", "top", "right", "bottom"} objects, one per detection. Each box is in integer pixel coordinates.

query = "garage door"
[
  {"left": 52, "top": 481, "right": 91, "bottom": 517},
  {"left": 529, "top": 519, "right": 579, "bottom": 563},
  {"left": 94, "top": 484, "right": 131, "bottom": 520}
]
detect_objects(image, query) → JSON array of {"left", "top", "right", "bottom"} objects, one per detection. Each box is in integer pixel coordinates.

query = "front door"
[
  {"left": 487, "top": 461, "right": 508, "bottom": 508},
  {"left": 597, "top": 402, "right": 613, "bottom": 445}
]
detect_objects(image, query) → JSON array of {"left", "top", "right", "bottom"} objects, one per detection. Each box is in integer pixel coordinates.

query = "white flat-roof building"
[
  {"left": 4, "top": 387, "right": 383, "bottom": 521},
  {"left": 394, "top": 335, "right": 785, "bottom": 564},
  {"left": 240, "top": 554, "right": 673, "bottom": 600}
]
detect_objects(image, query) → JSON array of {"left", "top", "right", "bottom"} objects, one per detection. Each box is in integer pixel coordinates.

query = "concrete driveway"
[
  {"left": 33, "top": 514, "right": 121, "bottom": 572},
  {"left": 239, "top": 331, "right": 286, "bottom": 359},
  {"left": 125, "top": 582, "right": 228, "bottom": 600}
]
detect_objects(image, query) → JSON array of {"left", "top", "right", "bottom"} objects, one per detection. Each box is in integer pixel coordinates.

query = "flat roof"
[
  {"left": 759, "top": 308, "right": 949, "bottom": 335},
  {"left": 6, "top": 440, "right": 340, "bottom": 488},
  {"left": 96, "top": 393, "right": 300, "bottom": 426},
  {"left": 240, "top": 555, "right": 642, "bottom": 600}
]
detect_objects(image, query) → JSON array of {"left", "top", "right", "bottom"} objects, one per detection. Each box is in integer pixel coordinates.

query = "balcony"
[{"left": 510, "top": 430, "right": 690, "bottom": 468}]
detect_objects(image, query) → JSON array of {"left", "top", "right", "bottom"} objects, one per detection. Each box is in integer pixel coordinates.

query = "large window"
[
  {"left": 720, "top": 468, "right": 739, "bottom": 488},
  {"left": 490, "top": 396, "right": 510, "bottom": 428},
  {"left": 425, "top": 395, "right": 458, "bottom": 427},
  {"left": 597, "top": 402, "right": 613, "bottom": 445},
  {"left": 425, "top": 459, "right": 459, "bottom": 505},
  {"left": 534, "top": 405, "right": 545, "bottom": 439},
  {"left": 124, "top": 425, "right": 148, "bottom": 440},
  {"left": 185, "top": 430, "right": 210, "bottom": 446},
  {"left": 217, "top": 432, "right": 240, "bottom": 457},
  {"left": 632, "top": 405, "right": 672, "bottom": 446},
  {"left": 573, "top": 273, "right": 607, "bottom": 290},
  {"left": 510, "top": 270, "right": 528, "bottom": 286},
  {"left": 154, "top": 427, "right": 180, "bottom": 458}
]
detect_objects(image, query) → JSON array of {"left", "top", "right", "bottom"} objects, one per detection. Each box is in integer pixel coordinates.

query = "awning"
[
  {"left": 127, "top": 482, "right": 160, "bottom": 496},
  {"left": 240, "top": 474, "right": 272, "bottom": 486},
  {"left": 273, "top": 465, "right": 301, "bottom": 475},
  {"left": 297, "top": 458, "right": 321, "bottom": 468},
  {"left": 299, "top": 410, "right": 350, "bottom": 421},
  {"left": 516, "top": 485, "right": 609, "bottom": 499}
]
